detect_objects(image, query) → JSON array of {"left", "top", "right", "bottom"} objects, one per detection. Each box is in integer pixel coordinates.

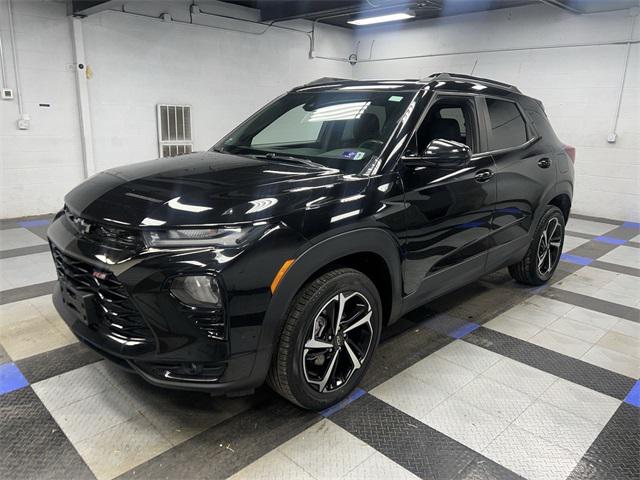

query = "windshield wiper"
[{"left": 253, "top": 152, "right": 328, "bottom": 170}]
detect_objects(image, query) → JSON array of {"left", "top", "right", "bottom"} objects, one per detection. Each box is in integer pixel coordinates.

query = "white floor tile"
[
  {"left": 451, "top": 376, "right": 534, "bottom": 422},
  {"left": 599, "top": 245, "right": 640, "bottom": 269},
  {"left": 403, "top": 354, "right": 478, "bottom": 395},
  {"left": 484, "top": 314, "right": 542, "bottom": 340},
  {"left": 529, "top": 329, "right": 592, "bottom": 359},
  {"left": 49, "top": 388, "right": 139, "bottom": 444},
  {"left": 74, "top": 414, "right": 172, "bottom": 480},
  {"left": 562, "top": 235, "right": 590, "bottom": 252},
  {"left": 525, "top": 296, "right": 575, "bottom": 316},
  {"left": 0, "top": 228, "right": 47, "bottom": 251},
  {"left": 423, "top": 397, "right": 509, "bottom": 452},
  {"left": 278, "top": 420, "right": 375, "bottom": 480},
  {"left": 370, "top": 371, "right": 450, "bottom": 423},
  {"left": 498, "top": 304, "right": 560, "bottom": 329},
  {"left": 483, "top": 424, "right": 580, "bottom": 480},
  {"left": 0, "top": 252, "right": 57, "bottom": 291},
  {"left": 546, "top": 316, "right": 607, "bottom": 344},
  {"left": 32, "top": 363, "right": 113, "bottom": 412},
  {"left": 229, "top": 450, "right": 315, "bottom": 480},
  {"left": 565, "top": 218, "right": 617, "bottom": 236},
  {"left": 596, "top": 331, "right": 640, "bottom": 359},
  {"left": 433, "top": 340, "right": 502, "bottom": 374},
  {"left": 611, "top": 318, "right": 640, "bottom": 339},
  {"left": 342, "top": 450, "right": 420, "bottom": 480},
  {"left": 483, "top": 358, "right": 557, "bottom": 398},
  {"left": 563, "top": 306, "right": 620, "bottom": 330},
  {"left": 539, "top": 379, "right": 621, "bottom": 426},
  {"left": 514, "top": 400, "right": 604, "bottom": 456},
  {"left": 581, "top": 344, "right": 640, "bottom": 378}
]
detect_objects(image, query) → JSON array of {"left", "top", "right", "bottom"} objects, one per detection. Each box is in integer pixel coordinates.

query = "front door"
[{"left": 400, "top": 94, "right": 496, "bottom": 306}]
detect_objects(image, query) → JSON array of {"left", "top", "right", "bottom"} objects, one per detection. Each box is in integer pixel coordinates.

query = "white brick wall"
[
  {"left": 353, "top": 4, "right": 640, "bottom": 221},
  {"left": 0, "top": 0, "right": 352, "bottom": 218}
]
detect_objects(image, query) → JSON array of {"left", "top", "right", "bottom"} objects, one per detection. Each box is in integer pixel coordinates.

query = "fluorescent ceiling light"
[{"left": 348, "top": 10, "right": 415, "bottom": 26}]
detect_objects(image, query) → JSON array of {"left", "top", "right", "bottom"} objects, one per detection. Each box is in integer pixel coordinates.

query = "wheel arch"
[
  {"left": 548, "top": 193, "right": 571, "bottom": 222},
  {"left": 259, "top": 228, "right": 404, "bottom": 354}
]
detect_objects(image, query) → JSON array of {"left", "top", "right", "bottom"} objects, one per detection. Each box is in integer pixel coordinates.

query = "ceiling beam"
[{"left": 71, "top": 1, "right": 123, "bottom": 17}]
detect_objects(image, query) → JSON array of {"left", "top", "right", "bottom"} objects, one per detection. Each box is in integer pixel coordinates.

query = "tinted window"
[{"left": 486, "top": 98, "right": 527, "bottom": 150}]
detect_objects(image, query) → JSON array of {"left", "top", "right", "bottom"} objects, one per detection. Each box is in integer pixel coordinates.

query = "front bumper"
[{"left": 47, "top": 213, "right": 276, "bottom": 394}]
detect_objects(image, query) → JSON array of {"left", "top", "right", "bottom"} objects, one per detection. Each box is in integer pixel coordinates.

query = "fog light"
[{"left": 171, "top": 275, "right": 221, "bottom": 307}]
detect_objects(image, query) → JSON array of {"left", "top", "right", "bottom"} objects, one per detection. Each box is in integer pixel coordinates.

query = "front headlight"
[{"left": 143, "top": 226, "right": 264, "bottom": 248}]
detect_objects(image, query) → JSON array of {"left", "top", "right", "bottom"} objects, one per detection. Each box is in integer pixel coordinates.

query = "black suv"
[{"left": 48, "top": 73, "right": 575, "bottom": 410}]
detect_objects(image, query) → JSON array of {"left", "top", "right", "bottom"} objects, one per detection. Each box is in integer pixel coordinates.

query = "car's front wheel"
[
  {"left": 509, "top": 205, "right": 565, "bottom": 285},
  {"left": 268, "top": 268, "right": 382, "bottom": 410}
]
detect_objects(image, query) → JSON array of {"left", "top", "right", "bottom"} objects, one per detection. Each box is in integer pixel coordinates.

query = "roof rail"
[
  {"left": 302, "top": 77, "right": 351, "bottom": 87},
  {"left": 425, "top": 72, "right": 521, "bottom": 93}
]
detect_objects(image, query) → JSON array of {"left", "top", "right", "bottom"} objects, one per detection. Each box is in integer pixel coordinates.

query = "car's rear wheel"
[
  {"left": 267, "top": 268, "right": 382, "bottom": 410},
  {"left": 509, "top": 205, "right": 565, "bottom": 285}
]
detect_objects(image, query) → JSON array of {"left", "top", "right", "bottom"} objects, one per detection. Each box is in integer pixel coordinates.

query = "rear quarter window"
[{"left": 486, "top": 98, "right": 528, "bottom": 150}]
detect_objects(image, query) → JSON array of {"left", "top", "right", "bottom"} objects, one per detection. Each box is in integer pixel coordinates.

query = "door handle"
[
  {"left": 474, "top": 169, "right": 494, "bottom": 183},
  {"left": 538, "top": 157, "right": 551, "bottom": 169}
]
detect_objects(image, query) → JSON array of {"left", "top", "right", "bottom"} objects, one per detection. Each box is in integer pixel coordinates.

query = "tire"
[
  {"left": 509, "top": 205, "right": 565, "bottom": 286},
  {"left": 267, "top": 268, "right": 382, "bottom": 410}
]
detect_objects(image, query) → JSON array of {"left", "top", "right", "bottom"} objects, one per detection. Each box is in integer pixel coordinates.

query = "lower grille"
[
  {"left": 51, "top": 245, "right": 153, "bottom": 343},
  {"left": 187, "top": 309, "right": 226, "bottom": 341}
]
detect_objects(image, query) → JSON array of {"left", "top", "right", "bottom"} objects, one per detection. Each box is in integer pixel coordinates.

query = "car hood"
[{"left": 64, "top": 151, "right": 347, "bottom": 228}]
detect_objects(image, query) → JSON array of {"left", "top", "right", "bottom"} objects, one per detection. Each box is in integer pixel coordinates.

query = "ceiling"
[
  {"left": 71, "top": 0, "right": 640, "bottom": 27},
  {"left": 217, "top": 0, "right": 640, "bottom": 27}
]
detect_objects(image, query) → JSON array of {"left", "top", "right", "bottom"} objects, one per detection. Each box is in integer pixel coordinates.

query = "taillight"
[{"left": 563, "top": 144, "right": 576, "bottom": 163}]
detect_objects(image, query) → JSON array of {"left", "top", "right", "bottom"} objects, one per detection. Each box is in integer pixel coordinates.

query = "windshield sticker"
[
  {"left": 354, "top": 151, "right": 366, "bottom": 160},
  {"left": 342, "top": 151, "right": 357, "bottom": 159},
  {"left": 388, "top": 95, "right": 403, "bottom": 102}
]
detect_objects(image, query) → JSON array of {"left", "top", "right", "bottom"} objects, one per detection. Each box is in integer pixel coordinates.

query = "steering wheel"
[{"left": 358, "top": 139, "right": 384, "bottom": 150}]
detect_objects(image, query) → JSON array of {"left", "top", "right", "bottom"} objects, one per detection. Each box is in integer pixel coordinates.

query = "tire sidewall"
[
  {"left": 286, "top": 271, "right": 382, "bottom": 410},
  {"left": 533, "top": 206, "right": 565, "bottom": 282}
]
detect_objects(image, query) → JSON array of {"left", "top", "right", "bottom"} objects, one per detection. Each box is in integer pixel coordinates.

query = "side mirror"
[{"left": 421, "top": 139, "right": 471, "bottom": 168}]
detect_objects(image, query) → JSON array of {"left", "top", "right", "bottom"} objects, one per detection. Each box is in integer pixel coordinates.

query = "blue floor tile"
[
  {"left": 17, "top": 219, "right": 50, "bottom": 228},
  {"left": 448, "top": 322, "right": 480, "bottom": 339},
  {"left": 622, "top": 221, "right": 640, "bottom": 229},
  {"left": 0, "top": 363, "right": 29, "bottom": 395},
  {"left": 624, "top": 380, "right": 640, "bottom": 408},
  {"left": 560, "top": 253, "right": 593, "bottom": 266},
  {"left": 321, "top": 388, "right": 366, "bottom": 417},
  {"left": 593, "top": 235, "right": 626, "bottom": 245}
]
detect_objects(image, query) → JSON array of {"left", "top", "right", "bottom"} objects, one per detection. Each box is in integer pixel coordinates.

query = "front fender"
[{"left": 257, "top": 227, "right": 404, "bottom": 356}]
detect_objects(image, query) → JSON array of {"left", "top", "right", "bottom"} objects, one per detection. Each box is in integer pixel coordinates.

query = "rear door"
[{"left": 480, "top": 96, "right": 557, "bottom": 271}]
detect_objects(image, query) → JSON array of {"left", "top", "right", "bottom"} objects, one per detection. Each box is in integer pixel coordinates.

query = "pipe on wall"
[
  {"left": 6, "top": 0, "right": 24, "bottom": 117},
  {"left": 610, "top": 10, "right": 638, "bottom": 140}
]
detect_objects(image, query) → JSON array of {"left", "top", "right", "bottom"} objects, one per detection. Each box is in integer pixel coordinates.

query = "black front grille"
[
  {"left": 65, "top": 209, "right": 143, "bottom": 250},
  {"left": 51, "top": 245, "right": 154, "bottom": 343}
]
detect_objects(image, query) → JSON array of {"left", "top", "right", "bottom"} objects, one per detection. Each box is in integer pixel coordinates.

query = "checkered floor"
[{"left": 1, "top": 213, "right": 638, "bottom": 480}]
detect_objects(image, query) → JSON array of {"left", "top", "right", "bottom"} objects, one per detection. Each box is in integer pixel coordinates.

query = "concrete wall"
[
  {"left": 353, "top": 4, "right": 640, "bottom": 221},
  {"left": 0, "top": 0, "right": 353, "bottom": 218}
]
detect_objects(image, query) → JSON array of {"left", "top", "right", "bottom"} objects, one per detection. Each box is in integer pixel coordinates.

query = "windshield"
[{"left": 214, "top": 89, "right": 416, "bottom": 174}]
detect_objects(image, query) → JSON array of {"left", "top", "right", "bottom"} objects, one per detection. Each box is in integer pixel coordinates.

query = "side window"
[
  {"left": 486, "top": 98, "right": 527, "bottom": 150},
  {"left": 414, "top": 99, "right": 476, "bottom": 153}
]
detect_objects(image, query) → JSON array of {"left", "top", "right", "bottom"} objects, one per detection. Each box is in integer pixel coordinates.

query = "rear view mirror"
[{"left": 421, "top": 139, "right": 471, "bottom": 168}]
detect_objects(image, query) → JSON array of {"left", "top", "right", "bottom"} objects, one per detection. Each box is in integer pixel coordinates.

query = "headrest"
[{"left": 353, "top": 113, "right": 380, "bottom": 142}]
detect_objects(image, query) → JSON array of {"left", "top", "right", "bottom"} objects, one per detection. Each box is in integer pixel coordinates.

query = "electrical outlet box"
[
  {"left": 17, "top": 114, "right": 30, "bottom": 130},
  {"left": 1, "top": 88, "right": 14, "bottom": 100}
]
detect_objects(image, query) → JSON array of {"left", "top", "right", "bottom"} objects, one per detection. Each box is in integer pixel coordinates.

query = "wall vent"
[{"left": 157, "top": 104, "right": 192, "bottom": 157}]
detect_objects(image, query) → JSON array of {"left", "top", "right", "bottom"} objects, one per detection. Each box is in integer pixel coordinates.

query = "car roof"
[{"left": 292, "top": 73, "right": 521, "bottom": 96}]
